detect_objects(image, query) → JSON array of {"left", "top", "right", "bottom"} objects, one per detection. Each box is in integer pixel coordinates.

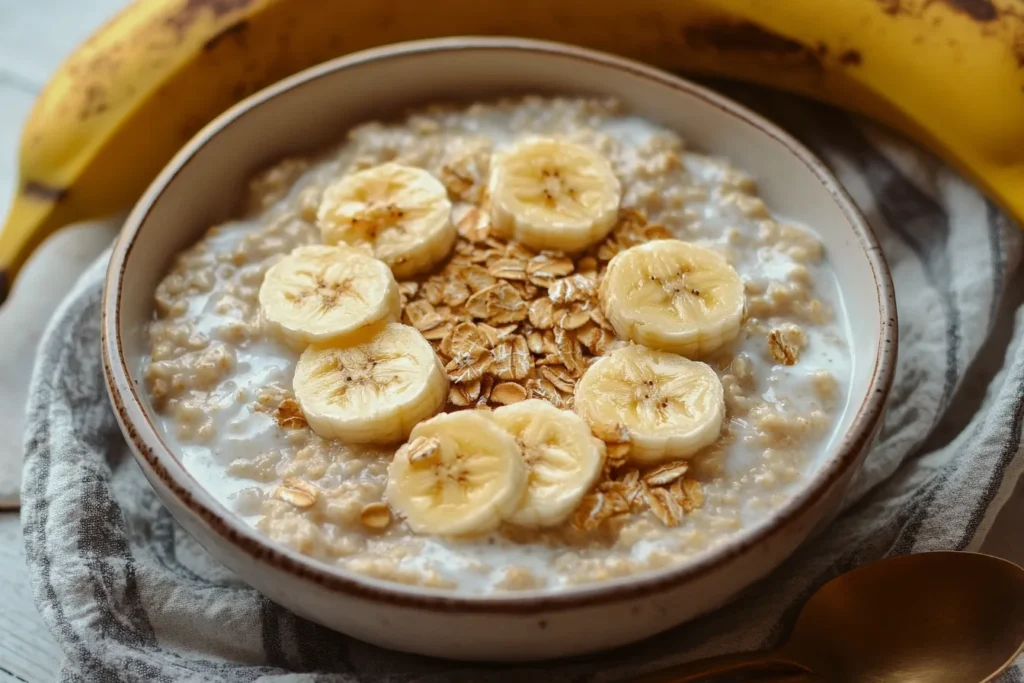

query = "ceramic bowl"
[{"left": 101, "top": 37, "right": 897, "bottom": 661}]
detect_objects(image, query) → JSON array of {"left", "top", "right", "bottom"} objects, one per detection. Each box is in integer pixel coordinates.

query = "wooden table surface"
[
  {"left": 0, "top": 5, "right": 130, "bottom": 680},
  {"left": 0, "top": 2, "right": 1021, "bottom": 681}
]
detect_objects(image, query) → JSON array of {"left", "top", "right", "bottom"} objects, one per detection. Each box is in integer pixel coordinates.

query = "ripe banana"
[
  {"left": 259, "top": 244, "right": 400, "bottom": 346},
  {"left": 293, "top": 322, "right": 448, "bottom": 444},
  {"left": 600, "top": 240, "right": 745, "bottom": 359},
  {"left": 574, "top": 344, "right": 725, "bottom": 465},
  {"left": 385, "top": 410, "right": 528, "bottom": 536},
  {"left": 5, "top": 0, "right": 1024, "bottom": 301},
  {"left": 492, "top": 399, "right": 606, "bottom": 528},
  {"left": 488, "top": 138, "right": 622, "bottom": 252},
  {"left": 318, "top": 163, "right": 456, "bottom": 278}
]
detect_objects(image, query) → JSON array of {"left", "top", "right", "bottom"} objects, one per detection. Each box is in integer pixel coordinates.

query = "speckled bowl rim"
[{"left": 102, "top": 36, "right": 898, "bottom": 614}]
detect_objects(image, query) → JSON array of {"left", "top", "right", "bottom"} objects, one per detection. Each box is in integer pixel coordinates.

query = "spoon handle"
[{"left": 629, "top": 650, "right": 809, "bottom": 682}]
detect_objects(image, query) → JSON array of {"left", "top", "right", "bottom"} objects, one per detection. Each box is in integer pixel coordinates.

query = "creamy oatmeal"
[{"left": 145, "top": 96, "right": 851, "bottom": 593}]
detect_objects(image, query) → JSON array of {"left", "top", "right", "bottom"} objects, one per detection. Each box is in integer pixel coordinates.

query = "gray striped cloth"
[{"left": 21, "top": 88, "right": 1024, "bottom": 682}]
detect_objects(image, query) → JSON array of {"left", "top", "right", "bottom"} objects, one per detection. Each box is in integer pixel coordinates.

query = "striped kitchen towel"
[{"left": 21, "top": 88, "right": 1024, "bottom": 682}]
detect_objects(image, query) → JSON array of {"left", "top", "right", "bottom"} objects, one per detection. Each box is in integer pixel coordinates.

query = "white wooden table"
[
  {"left": 0, "top": 2, "right": 1021, "bottom": 681},
  {"left": 0, "top": 5, "right": 130, "bottom": 680}
]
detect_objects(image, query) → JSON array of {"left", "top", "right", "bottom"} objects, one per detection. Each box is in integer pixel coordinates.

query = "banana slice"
[
  {"left": 574, "top": 344, "right": 724, "bottom": 465},
  {"left": 317, "top": 163, "right": 456, "bottom": 278},
  {"left": 385, "top": 411, "right": 528, "bottom": 536},
  {"left": 488, "top": 138, "right": 621, "bottom": 252},
  {"left": 600, "top": 239, "right": 744, "bottom": 358},
  {"left": 293, "top": 322, "right": 448, "bottom": 444},
  {"left": 259, "top": 244, "right": 400, "bottom": 346},
  {"left": 492, "top": 400, "right": 605, "bottom": 528}
]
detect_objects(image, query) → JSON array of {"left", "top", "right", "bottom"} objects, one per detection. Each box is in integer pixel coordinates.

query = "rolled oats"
[
  {"left": 572, "top": 492, "right": 609, "bottom": 532},
  {"left": 540, "top": 330, "right": 559, "bottom": 355},
  {"left": 592, "top": 421, "right": 631, "bottom": 445},
  {"left": 476, "top": 374, "right": 495, "bottom": 407},
  {"left": 491, "top": 381, "right": 529, "bottom": 405},
  {"left": 539, "top": 365, "right": 576, "bottom": 393},
  {"left": 643, "top": 461, "right": 690, "bottom": 487},
  {"left": 441, "top": 280, "right": 471, "bottom": 307},
  {"left": 645, "top": 486, "right": 684, "bottom": 527},
  {"left": 535, "top": 353, "right": 561, "bottom": 367},
  {"left": 465, "top": 282, "right": 528, "bottom": 324},
  {"left": 460, "top": 264, "right": 498, "bottom": 292},
  {"left": 589, "top": 306, "right": 614, "bottom": 331},
  {"left": 554, "top": 327, "right": 586, "bottom": 375},
  {"left": 449, "top": 380, "right": 482, "bottom": 407},
  {"left": 526, "top": 378, "right": 563, "bottom": 408},
  {"left": 456, "top": 206, "right": 491, "bottom": 244},
  {"left": 420, "top": 277, "right": 446, "bottom": 306},
  {"left": 445, "top": 322, "right": 492, "bottom": 358},
  {"left": 605, "top": 444, "right": 632, "bottom": 471},
  {"left": 401, "top": 435, "right": 442, "bottom": 464},
  {"left": 398, "top": 281, "right": 419, "bottom": 306},
  {"left": 528, "top": 298, "right": 555, "bottom": 329},
  {"left": 526, "top": 253, "right": 574, "bottom": 286},
  {"left": 768, "top": 330, "right": 797, "bottom": 365},
  {"left": 439, "top": 137, "right": 491, "bottom": 202},
  {"left": 273, "top": 478, "right": 319, "bottom": 510},
  {"left": 548, "top": 274, "right": 596, "bottom": 305},
  {"left": 359, "top": 502, "right": 393, "bottom": 530},
  {"left": 681, "top": 478, "right": 704, "bottom": 512},
  {"left": 502, "top": 242, "right": 535, "bottom": 263},
  {"left": 403, "top": 300, "right": 445, "bottom": 333},
  {"left": 767, "top": 323, "right": 806, "bottom": 366},
  {"left": 489, "top": 258, "right": 528, "bottom": 281},
  {"left": 526, "top": 330, "right": 546, "bottom": 354},
  {"left": 445, "top": 349, "right": 492, "bottom": 383},
  {"left": 492, "top": 323, "right": 519, "bottom": 339},
  {"left": 491, "top": 335, "right": 531, "bottom": 380},
  {"left": 554, "top": 303, "right": 592, "bottom": 331},
  {"left": 576, "top": 323, "right": 612, "bottom": 355},
  {"left": 273, "top": 398, "right": 307, "bottom": 430}
]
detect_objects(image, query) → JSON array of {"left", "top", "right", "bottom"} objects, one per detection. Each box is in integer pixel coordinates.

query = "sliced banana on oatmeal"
[
  {"left": 492, "top": 400, "right": 605, "bottom": 528},
  {"left": 317, "top": 162, "right": 456, "bottom": 278},
  {"left": 600, "top": 239, "right": 745, "bottom": 358},
  {"left": 259, "top": 244, "right": 400, "bottom": 345},
  {"left": 293, "top": 322, "right": 448, "bottom": 444},
  {"left": 385, "top": 411, "right": 528, "bottom": 536},
  {"left": 488, "top": 138, "right": 621, "bottom": 252},
  {"left": 574, "top": 344, "right": 724, "bottom": 465}
]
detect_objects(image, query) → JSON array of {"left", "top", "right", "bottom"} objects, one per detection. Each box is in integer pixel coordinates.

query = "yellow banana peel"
[{"left": 3, "top": 0, "right": 1023, "bottom": 301}]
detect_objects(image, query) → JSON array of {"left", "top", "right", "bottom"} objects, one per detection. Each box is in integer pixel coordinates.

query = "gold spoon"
[{"left": 635, "top": 552, "right": 1024, "bottom": 682}]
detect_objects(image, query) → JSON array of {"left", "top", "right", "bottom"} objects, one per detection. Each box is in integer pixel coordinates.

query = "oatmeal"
[{"left": 144, "top": 96, "right": 851, "bottom": 593}]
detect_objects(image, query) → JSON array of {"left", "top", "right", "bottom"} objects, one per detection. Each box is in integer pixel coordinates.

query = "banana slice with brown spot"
[
  {"left": 600, "top": 239, "right": 744, "bottom": 358},
  {"left": 293, "top": 322, "right": 448, "bottom": 444},
  {"left": 385, "top": 411, "right": 527, "bottom": 536},
  {"left": 318, "top": 163, "right": 455, "bottom": 278},
  {"left": 574, "top": 344, "right": 724, "bottom": 465},
  {"left": 493, "top": 399, "right": 605, "bottom": 528},
  {"left": 488, "top": 138, "right": 621, "bottom": 252},
  {"left": 259, "top": 244, "right": 400, "bottom": 346}
]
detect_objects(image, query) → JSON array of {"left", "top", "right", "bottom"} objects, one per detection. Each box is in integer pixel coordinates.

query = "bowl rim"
[{"left": 101, "top": 36, "right": 898, "bottom": 613}]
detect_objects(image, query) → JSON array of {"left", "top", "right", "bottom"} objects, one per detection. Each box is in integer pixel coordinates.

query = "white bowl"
[{"left": 101, "top": 37, "right": 897, "bottom": 661}]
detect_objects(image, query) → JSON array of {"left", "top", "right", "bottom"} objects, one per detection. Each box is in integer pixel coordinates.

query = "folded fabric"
[{"left": 22, "top": 88, "right": 1024, "bottom": 682}]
